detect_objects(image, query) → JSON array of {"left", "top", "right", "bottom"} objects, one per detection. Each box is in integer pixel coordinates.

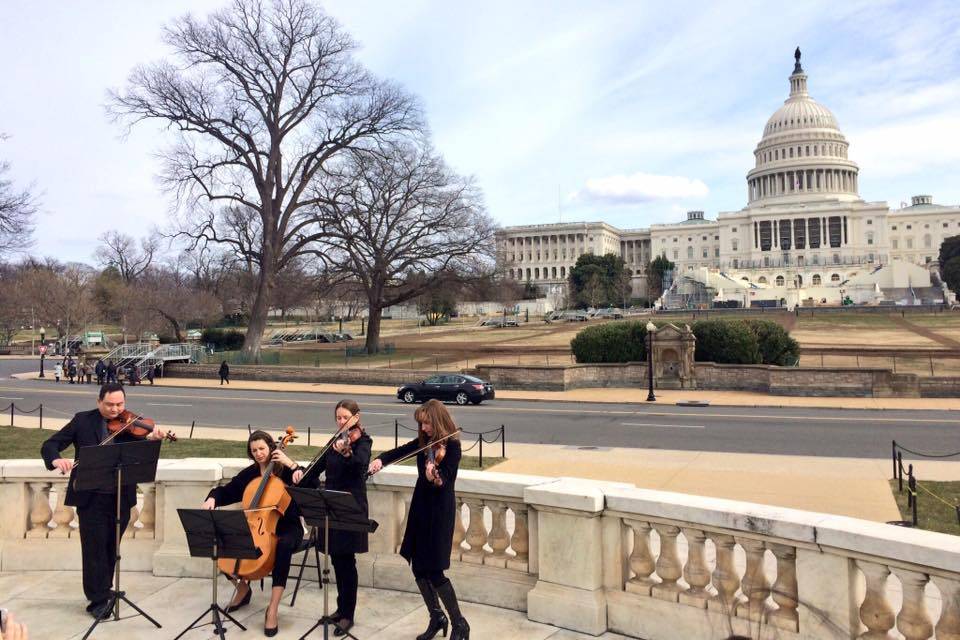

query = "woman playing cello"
[
  {"left": 367, "top": 399, "right": 469, "bottom": 640},
  {"left": 201, "top": 430, "right": 302, "bottom": 637},
  {"left": 294, "top": 399, "right": 372, "bottom": 637}
]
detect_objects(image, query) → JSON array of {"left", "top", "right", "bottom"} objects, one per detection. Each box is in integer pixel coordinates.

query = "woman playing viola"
[
  {"left": 202, "top": 430, "right": 302, "bottom": 637},
  {"left": 367, "top": 399, "right": 469, "bottom": 640},
  {"left": 293, "top": 399, "right": 372, "bottom": 637}
]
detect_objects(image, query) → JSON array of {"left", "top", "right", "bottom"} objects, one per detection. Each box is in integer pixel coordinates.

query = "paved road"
[{"left": 1, "top": 376, "right": 958, "bottom": 460}]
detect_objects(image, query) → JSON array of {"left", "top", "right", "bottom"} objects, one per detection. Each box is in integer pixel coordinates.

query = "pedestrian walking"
[
  {"left": 219, "top": 360, "right": 230, "bottom": 385},
  {"left": 54, "top": 362, "right": 63, "bottom": 383},
  {"left": 94, "top": 359, "right": 105, "bottom": 385},
  {"left": 145, "top": 366, "right": 155, "bottom": 385},
  {"left": 106, "top": 361, "right": 117, "bottom": 384}
]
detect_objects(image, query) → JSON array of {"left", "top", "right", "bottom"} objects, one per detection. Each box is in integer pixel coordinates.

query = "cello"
[{"left": 218, "top": 427, "right": 297, "bottom": 581}]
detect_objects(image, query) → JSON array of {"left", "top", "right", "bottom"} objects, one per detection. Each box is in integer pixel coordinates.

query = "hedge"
[
  {"left": 569, "top": 321, "right": 648, "bottom": 363},
  {"left": 571, "top": 318, "right": 799, "bottom": 366}
]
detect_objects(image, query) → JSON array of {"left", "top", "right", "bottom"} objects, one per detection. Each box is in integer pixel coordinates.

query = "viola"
[
  {"left": 105, "top": 410, "right": 177, "bottom": 443},
  {"left": 218, "top": 426, "right": 297, "bottom": 581}
]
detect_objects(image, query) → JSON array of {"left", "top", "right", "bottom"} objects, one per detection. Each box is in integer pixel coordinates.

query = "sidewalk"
[
  {"left": 13, "top": 372, "right": 955, "bottom": 411},
  {"left": 0, "top": 570, "right": 621, "bottom": 640}
]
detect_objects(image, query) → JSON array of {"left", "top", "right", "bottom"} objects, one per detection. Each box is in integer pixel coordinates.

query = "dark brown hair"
[
  {"left": 247, "top": 430, "right": 277, "bottom": 461},
  {"left": 335, "top": 399, "right": 360, "bottom": 419}
]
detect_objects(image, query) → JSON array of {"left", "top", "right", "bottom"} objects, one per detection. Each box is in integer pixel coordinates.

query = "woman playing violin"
[
  {"left": 367, "top": 399, "right": 469, "bottom": 640},
  {"left": 294, "top": 399, "right": 372, "bottom": 637},
  {"left": 202, "top": 430, "right": 302, "bottom": 637},
  {"left": 40, "top": 383, "right": 169, "bottom": 619}
]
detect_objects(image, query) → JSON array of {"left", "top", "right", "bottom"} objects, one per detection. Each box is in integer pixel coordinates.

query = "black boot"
[
  {"left": 435, "top": 580, "right": 469, "bottom": 640},
  {"left": 416, "top": 579, "right": 448, "bottom": 640}
]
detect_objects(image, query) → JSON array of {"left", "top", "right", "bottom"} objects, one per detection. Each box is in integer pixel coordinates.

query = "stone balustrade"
[{"left": 2, "top": 459, "right": 960, "bottom": 639}]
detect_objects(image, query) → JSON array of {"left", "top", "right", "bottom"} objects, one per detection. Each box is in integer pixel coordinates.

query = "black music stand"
[
  {"left": 75, "top": 439, "right": 163, "bottom": 639},
  {"left": 287, "top": 487, "right": 379, "bottom": 640},
  {"left": 174, "top": 508, "right": 260, "bottom": 640}
]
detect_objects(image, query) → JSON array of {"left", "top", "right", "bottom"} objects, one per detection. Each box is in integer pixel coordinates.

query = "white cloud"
[{"left": 574, "top": 172, "right": 709, "bottom": 206}]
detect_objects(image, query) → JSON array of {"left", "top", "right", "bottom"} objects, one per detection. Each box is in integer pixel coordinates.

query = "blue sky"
[{"left": 2, "top": 0, "right": 959, "bottom": 263}]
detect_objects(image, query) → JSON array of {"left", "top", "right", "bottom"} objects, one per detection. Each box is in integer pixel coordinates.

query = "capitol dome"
[{"left": 746, "top": 49, "right": 860, "bottom": 206}]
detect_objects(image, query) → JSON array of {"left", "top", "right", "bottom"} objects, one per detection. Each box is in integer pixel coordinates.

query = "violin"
[
  {"left": 64, "top": 410, "right": 175, "bottom": 475},
  {"left": 426, "top": 441, "right": 446, "bottom": 487},
  {"left": 219, "top": 427, "right": 297, "bottom": 581},
  {"left": 104, "top": 410, "right": 177, "bottom": 444}
]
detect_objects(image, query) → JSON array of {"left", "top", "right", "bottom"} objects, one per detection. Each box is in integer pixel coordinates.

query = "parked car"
[{"left": 397, "top": 374, "right": 496, "bottom": 405}]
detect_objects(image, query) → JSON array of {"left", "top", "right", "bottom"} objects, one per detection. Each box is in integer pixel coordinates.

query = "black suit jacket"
[{"left": 41, "top": 408, "right": 140, "bottom": 510}]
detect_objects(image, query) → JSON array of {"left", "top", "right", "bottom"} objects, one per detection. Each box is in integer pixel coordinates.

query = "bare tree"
[
  {"left": 94, "top": 231, "right": 158, "bottom": 283},
  {"left": 139, "top": 261, "right": 222, "bottom": 341},
  {"left": 109, "top": 0, "right": 422, "bottom": 359},
  {"left": 0, "top": 263, "right": 29, "bottom": 345},
  {"left": 315, "top": 142, "right": 497, "bottom": 353},
  {"left": 19, "top": 262, "right": 96, "bottom": 342},
  {"left": 0, "top": 135, "right": 38, "bottom": 256}
]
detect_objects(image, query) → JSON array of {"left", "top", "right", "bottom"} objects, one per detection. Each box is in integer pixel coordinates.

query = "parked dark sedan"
[{"left": 397, "top": 374, "right": 496, "bottom": 405}]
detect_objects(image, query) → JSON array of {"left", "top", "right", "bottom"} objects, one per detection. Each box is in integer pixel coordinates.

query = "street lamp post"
[
  {"left": 646, "top": 321, "right": 656, "bottom": 402},
  {"left": 38, "top": 327, "right": 46, "bottom": 378}
]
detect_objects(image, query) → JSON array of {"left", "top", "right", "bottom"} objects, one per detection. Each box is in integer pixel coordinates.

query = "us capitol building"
[{"left": 495, "top": 51, "right": 960, "bottom": 307}]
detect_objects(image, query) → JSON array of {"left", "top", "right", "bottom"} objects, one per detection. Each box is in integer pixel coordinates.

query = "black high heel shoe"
[
  {"left": 333, "top": 618, "right": 354, "bottom": 636},
  {"left": 264, "top": 610, "right": 279, "bottom": 637},
  {"left": 224, "top": 585, "right": 251, "bottom": 613}
]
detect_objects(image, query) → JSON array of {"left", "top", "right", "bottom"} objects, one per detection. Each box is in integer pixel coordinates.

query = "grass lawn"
[
  {"left": 889, "top": 479, "right": 960, "bottom": 536},
  {"left": 0, "top": 425, "right": 502, "bottom": 470}
]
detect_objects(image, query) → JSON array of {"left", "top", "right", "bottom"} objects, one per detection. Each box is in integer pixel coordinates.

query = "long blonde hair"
[{"left": 415, "top": 399, "right": 459, "bottom": 446}]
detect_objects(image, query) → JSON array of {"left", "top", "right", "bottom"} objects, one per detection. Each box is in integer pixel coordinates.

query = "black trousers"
[
  {"left": 77, "top": 493, "right": 130, "bottom": 604},
  {"left": 271, "top": 525, "right": 304, "bottom": 588},
  {"left": 331, "top": 553, "right": 358, "bottom": 619}
]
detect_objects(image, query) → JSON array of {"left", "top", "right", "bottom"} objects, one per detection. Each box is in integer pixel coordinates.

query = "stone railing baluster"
[
  {"left": 933, "top": 576, "right": 960, "bottom": 640},
  {"left": 893, "top": 568, "right": 933, "bottom": 640},
  {"left": 451, "top": 496, "right": 466, "bottom": 561},
  {"left": 506, "top": 502, "right": 529, "bottom": 572},
  {"left": 680, "top": 528, "right": 710, "bottom": 608},
  {"left": 25, "top": 482, "right": 52, "bottom": 538},
  {"left": 856, "top": 560, "right": 896, "bottom": 640},
  {"left": 462, "top": 499, "right": 488, "bottom": 564},
  {"left": 48, "top": 483, "right": 74, "bottom": 538},
  {"left": 128, "top": 498, "right": 141, "bottom": 539},
  {"left": 736, "top": 537, "right": 770, "bottom": 623},
  {"left": 708, "top": 534, "right": 742, "bottom": 616},
  {"left": 396, "top": 491, "right": 411, "bottom": 554},
  {"left": 486, "top": 501, "right": 510, "bottom": 568},
  {"left": 768, "top": 543, "right": 799, "bottom": 631},
  {"left": 651, "top": 524, "right": 682, "bottom": 602},
  {"left": 624, "top": 519, "right": 656, "bottom": 596},
  {"left": 135, "top": 484, "right": 156, "bottom": 538}
]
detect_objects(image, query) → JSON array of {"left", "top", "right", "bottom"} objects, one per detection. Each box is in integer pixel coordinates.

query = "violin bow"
[
  {"left": 368, "top": 429, "right": 462, "bottom": 478},
  {"left": 296, "top": 413, "right": 361, "bottom": 484}
]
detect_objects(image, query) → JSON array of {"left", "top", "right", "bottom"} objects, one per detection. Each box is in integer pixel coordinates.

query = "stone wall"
[
  {"left": 167, "top": 363, "right": 436, "bottom": 387},
  {"left": 475, "top": 362, "right": 960, "bottom": 397}
]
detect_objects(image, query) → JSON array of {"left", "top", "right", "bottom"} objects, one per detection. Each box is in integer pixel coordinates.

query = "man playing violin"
[{"left": 40, "top": 383, "right": 169, "bottom": 619}]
